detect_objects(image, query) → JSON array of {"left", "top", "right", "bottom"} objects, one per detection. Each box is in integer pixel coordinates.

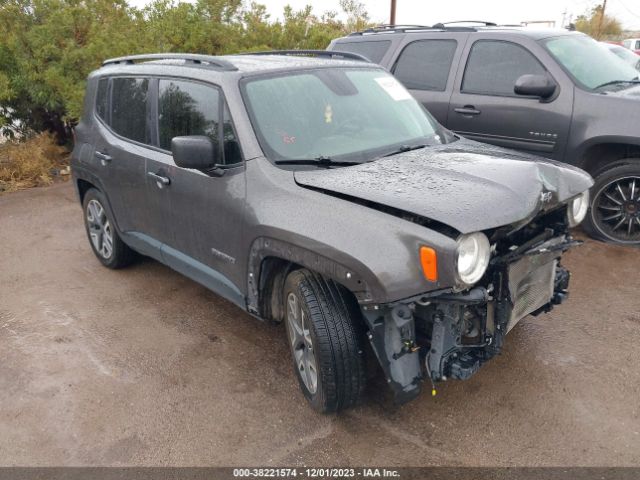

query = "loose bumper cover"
[{"left": 360, "top": 233, "right": 578, "bottom": 404}]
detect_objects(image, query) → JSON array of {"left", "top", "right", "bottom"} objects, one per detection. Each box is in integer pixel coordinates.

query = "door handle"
[
  {"left": 454, "top": 106, "right": 481, "bottom": 116},
  {"left": 95, "top": 151, "right": 112, "bottom": 165},
  {"left": 147, "top": 171, "right": 171, "bottom": 187}
]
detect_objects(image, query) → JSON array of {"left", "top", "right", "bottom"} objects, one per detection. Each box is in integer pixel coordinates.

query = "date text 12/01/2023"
[{"left": 232, "top": 468, "right": 400, "bottom": 478}]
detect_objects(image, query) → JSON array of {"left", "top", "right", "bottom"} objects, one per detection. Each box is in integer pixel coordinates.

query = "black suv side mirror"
[
  {"left": 514, "top": 74, "right": 557, "bottom": 100},
  {"left": 171, "top": 136, "right": 219, "bottom": 170}
]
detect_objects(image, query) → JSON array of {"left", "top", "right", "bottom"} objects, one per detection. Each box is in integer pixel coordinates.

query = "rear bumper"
[{"left": 360, "top": 234, "right": 577, "bottom": 405}]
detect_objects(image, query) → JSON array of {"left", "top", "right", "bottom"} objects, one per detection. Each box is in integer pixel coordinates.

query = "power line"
[{"left": 615, "top": 0, "right": 640, "bottom": 20}]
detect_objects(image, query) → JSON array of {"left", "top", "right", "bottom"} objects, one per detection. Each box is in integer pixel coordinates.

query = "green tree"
[
  {"left": 0, "top": 0, "right": 373, "bottom": 143},
  {"left": 575, "top": 4, "right": 622, "bottom": 40}
]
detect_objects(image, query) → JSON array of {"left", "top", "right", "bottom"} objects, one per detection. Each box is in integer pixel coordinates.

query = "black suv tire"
[
  {"left": 82, "top": 188, "right": 136, "bottom": 268},
  {"left": 283, "top": 269, "right": 366, "bottom": 413},
  {"left": 583, "top": 161, "right": 640, "bottom": 245}
]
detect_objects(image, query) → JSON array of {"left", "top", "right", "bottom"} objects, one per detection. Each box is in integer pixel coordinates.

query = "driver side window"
[
  {"left": 462, "top": 40, "right": 546, "bottom": 96},
  {"left": 158, "top": 79, "right": 242, "bottom": 165}
]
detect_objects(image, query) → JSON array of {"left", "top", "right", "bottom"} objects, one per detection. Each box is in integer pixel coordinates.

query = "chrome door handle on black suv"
[{"left": 147, "top": 171, "right": 171, "bottom": 187}]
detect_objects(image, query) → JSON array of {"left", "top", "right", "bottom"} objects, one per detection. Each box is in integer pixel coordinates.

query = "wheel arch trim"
[
  {"left": 246, "top": 236, "right": 386, "bottom": 316},
  {"left": 574, "top": 136, "right": 640, "bottom": 174},
  {"left": 73, "top": 167, "right": 123, "bottom": 235}
]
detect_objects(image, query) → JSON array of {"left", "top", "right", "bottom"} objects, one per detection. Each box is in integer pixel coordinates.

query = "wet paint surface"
[
  {"left": 0, "top": 183, "right": 637, "bottom": 466},
  {"left": 295, "top": 139, "right": 593, "bottom": 233}
]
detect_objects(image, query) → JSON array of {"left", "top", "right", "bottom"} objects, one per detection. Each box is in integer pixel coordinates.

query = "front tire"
[
  {"left": 82, "top": 188, "right": 136, "bottom": 268},
  {"left": 283, "top": 269, "right": 366, "bottom": 413},
  {"left": 583, "top": 162, "right": 640, "bottom": 245}
]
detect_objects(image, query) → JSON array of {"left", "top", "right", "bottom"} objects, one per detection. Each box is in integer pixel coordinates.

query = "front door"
[
  {"left": 448, "top": 38, "right": 572, "bottom": 160},
  {"left": 151, "top": 78, "right": 246, "bottom": 304}
]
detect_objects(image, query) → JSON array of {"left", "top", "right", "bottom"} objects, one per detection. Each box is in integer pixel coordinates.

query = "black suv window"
[
  {"left": 158, "top": 79, "right": 241, "bottom": 165},
  {"left": 96, "top": 78, "right": 109, "bottom": 123},
  {"left": 394, "top": 39, "right": 457, "bottom": 91},
  {"left": 111, "top": 77, "right": 150, "bottom": 143},
  {"left": 333, "top": 40, "right": 391, "bottom": 63},
  {"left": 462, "top": 40, "right": 545, "bottom": 96}
]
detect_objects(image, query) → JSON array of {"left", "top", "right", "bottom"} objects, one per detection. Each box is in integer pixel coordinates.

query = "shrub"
[{"left": 0, "top": 132, "right": 69, "bottom": 193}]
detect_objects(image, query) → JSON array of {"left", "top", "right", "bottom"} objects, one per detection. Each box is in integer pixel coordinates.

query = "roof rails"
[
  {"left": 348, "top": 24, "right": 433, "bottom": 36},
  {"left": 241, "top": 50, "right": 371, "bottom": 63},
  {"left": 102, "top": 53, "right": 238, "bottom": 71},
  {"left": 433, "top": 20, "right": 497, "bottom": 27},
  {"left": 348, "top": 21, "right": 500, "bottom": 36}
]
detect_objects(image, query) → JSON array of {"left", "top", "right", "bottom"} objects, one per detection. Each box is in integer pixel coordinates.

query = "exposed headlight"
[
  {"left": 567, "top": 190, "right": 589, "bottom": 227},
  {"left": 456, "top": 232, "right": 491, "bottom": 286}
]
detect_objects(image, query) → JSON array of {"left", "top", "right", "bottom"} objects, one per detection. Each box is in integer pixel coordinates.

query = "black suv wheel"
[
  {"left": 283, "top": 269, "right": 366, "bottom": 413},
  {"left": 82, "top": 188, "right": 136, "bottom": 268},
  {"left": 584, "top": 161, "right": 640, "bottom": 245}
]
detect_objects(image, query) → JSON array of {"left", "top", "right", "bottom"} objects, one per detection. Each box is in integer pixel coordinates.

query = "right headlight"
[
  {"left": 456, "top": 232, "right": 491, "bottom": 286},
  {"left": 567, "top": 190, "right": 590, "bottom": 227}
]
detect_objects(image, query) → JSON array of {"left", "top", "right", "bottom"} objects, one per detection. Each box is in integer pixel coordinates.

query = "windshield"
[
  {"left": 242, "top": 68, "right": 444, "bottom": 163},
  {"left": 609, "top": 45, "right": 640, "bottom": 65},
  {"left": 543, "top": 35, "right": 639, "bottom": 90}
]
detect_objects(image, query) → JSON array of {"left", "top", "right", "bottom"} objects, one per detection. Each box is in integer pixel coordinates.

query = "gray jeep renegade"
[
  {"left": 72, "top": 52, "right": 592, "bottom": 412},
  {"left": 329, "top": 24, "right": 640, "bottom": 245}
]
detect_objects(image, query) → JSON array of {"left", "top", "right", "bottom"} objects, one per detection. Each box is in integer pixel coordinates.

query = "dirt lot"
[{"left": 0, "top": 182, "right": 639, "bottom": 467}]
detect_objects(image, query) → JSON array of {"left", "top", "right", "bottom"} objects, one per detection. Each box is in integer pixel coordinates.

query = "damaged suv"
[{"left": 72, "top": 52, "right": 592, "bottom": 412}]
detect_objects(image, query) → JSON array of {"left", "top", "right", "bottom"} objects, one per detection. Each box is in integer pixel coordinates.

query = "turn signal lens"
[{"left": 420, "top": 246, "right": 438, "bottom": 282}]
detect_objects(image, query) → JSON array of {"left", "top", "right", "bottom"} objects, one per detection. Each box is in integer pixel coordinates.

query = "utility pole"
[
  {"left": 390, "top": 0, "right": 397, "bottom": 25},
  {"left": 596, "top": 0, "right": 607, "bottom": 39}
]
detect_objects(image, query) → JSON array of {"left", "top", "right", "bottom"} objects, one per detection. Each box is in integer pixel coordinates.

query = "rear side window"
[
  {"left": 333, "top": 40, "right": 391, "bottom": 63},
  {"left": 393, "top": 40, "right": 457, "bottom": 91},
  {"left": 462, "top": 40, "right": 545, "bottom": 96},
  {"left": 95, "top": 78, "right": 109, "bottom": 122},
  {"left": 158, "top": 79, "right": 241, "bottom": 165},
  {"left": 111, "top": 78, "right": 149, "bottom": 143}
]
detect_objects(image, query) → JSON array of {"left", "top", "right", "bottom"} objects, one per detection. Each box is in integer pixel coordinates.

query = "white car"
[
  {"left": 603, "top": 42, "right": 640, "bottom": 71},
  {"left": 622, "top": 38, "right": 640, "bottom": 54}
]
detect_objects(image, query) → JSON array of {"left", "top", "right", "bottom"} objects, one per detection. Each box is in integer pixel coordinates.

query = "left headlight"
[
  {"left": 567, "top": 190, "right": 590, "bottom": 227},
  {"left": 456, "top": 232, "right": 491, "bottom": 286}
]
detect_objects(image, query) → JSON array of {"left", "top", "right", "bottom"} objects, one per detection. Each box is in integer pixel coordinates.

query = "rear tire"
[
  {"left": 82, "top": 188, "right": 136, "bottom": 268},
  {"left": 582, "top": 161, "right": 640, "bottom": 245},
  {"left": 283, "top": 269, "right": 366, "bottom": 413}
]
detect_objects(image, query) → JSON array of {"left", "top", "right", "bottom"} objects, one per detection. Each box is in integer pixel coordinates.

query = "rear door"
[
  {"left": 92, "top": 76, "right": 164, "bottom": 251},
  {"left": 390, "top": 33, "right": 468, "bottom": 125},
  {"left": 447, "top": 36, "right": 573, "bottom": 160}
]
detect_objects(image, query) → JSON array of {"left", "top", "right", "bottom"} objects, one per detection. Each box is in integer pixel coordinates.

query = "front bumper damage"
[{"left": 360, "top": 232, "right": 580, "bottom": 404}]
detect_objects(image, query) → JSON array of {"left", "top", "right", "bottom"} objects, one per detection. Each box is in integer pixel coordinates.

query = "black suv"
[
  {"left": 329, "top": 23, "right": 640, "bottom": 245},
  {"left": 72, "top": 52, "right": 591, "bottom": 412}
]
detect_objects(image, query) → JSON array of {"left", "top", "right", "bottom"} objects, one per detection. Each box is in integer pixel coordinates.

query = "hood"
[
  {"left": 294, "top": 139, "right": 593, "bottom": 234},
  {"left": 605, "top": 84, "right": 640, "bottom": 99}
]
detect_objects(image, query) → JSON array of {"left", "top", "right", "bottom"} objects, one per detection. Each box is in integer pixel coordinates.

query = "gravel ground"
[{"left": 0, "top": 182, "right": 638, "bottom": 467}]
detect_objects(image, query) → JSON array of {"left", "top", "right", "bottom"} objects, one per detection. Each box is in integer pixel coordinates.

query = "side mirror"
[
  {"left": 514, "top": 74, "right": 557, "bottom": 99},
  {"left": 171, "top": 135, "right": 218, "bottom": 170}
]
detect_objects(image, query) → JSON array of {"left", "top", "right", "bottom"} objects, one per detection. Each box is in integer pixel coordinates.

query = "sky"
[{"left": 129, "top": 0, "right": 640, "bottom": 31}]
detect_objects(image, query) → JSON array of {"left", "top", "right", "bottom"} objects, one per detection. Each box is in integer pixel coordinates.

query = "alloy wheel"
[
  {"left": 86, "top": 199, "right": 114, "bottom": 259},
  {"left": 286, "top": 292, "right": 318, "bottom": 394},
  {"left": 593, "top": 176, "right": 640, "bottom": 244}
]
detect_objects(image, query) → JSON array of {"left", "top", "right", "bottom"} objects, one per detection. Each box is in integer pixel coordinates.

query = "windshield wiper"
[
  {"left": 381, "top": 143, "right": 429, "bottom": 158},
  {"left": 275, "top": 156, "right": 360, "bottom": 168},
  {"left": 594, "top": 78, "right": 640, "bottom": 90}
]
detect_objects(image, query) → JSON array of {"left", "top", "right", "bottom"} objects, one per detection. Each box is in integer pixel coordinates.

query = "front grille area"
[{"left": 506, "top": 256, "right": 557, "bottom": 331}]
